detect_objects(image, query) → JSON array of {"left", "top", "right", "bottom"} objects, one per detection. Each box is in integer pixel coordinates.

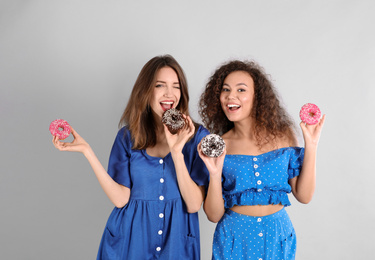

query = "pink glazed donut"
[
  {"left": 299, "top": 103, "right": 321, "bottom": 125},
  {"left": 49, "top": 119, "right": 71, "bottom": 139}
]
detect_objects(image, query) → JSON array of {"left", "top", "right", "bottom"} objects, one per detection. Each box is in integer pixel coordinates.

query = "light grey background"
[{"left": 1, "top": 1, "right": 374, "bottom": 259}]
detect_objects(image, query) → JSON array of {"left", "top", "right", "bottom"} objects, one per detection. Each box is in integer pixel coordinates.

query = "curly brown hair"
[{"left": 199, "top": 60, "right": 297, "bottom": 149}]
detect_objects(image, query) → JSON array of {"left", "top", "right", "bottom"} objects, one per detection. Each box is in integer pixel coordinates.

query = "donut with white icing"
[{"left": 201, "top": 134, "right": 225, "bottom": 157}]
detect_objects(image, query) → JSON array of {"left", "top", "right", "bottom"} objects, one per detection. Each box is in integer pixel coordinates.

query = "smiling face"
[
  {"left": 150, "top": 66, "right": 181, "bottom": 118},
  {"left": 220, "top": 70, "right": 255, "bottom": 123}
]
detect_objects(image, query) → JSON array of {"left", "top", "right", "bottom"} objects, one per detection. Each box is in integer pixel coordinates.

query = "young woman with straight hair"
[{"left": 53, "top": 55, "right": 209, "bottom": 259}]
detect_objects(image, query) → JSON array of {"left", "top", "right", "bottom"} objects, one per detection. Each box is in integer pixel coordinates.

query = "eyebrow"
[
  {"left": 223, "top": 83, "right": 248, "bottom": 87},
  {"left": 156, "top": 80, "right": 180, "bottom": 84}
]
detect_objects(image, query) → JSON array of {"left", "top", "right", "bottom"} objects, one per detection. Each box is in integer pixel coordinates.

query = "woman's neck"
[{"left": 231, "top": 117, "right": 255, "bottom": 139}]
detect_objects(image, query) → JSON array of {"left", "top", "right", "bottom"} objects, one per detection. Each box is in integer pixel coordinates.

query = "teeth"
[
  {"left": 161, "top": 102, "right": 173, "bottom": 105},
  {"left": 227, "top": 104, "right": 240, "bottom": 108}
]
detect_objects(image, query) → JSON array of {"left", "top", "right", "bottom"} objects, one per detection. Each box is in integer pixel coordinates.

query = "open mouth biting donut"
[{"left": 160, "top": 101, "right": 174, "bottom": 112}]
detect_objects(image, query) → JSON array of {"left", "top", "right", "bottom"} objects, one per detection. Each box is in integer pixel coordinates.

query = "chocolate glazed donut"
[{"left": 161, "top": 108, "right": 187, "bottom": 134}]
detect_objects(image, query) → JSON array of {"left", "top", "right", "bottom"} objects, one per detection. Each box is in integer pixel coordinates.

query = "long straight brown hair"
[{"left": 119, "top": 55, "right": 191, "bottom": 149}]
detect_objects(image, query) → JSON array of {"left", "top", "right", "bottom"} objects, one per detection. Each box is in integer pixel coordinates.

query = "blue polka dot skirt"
[{"left": 212, "top": 208, "right": 296, "bottom": 260}]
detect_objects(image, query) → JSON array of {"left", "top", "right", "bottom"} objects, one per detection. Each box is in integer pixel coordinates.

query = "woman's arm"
[
  {"left": 165, "top": 117, "right": 205, "bottom": 213},
  {"left": 170, "top": 151, "right": 206, "bottom": 213},
  {"left": 290, "top": 115, "right": 326, "bottom": 204},
  {"left": 198, "top": 143, "right": 226, "bottom": 223},
  {"left": 52, "top": 127, "right": 130, "bottom": 208}
]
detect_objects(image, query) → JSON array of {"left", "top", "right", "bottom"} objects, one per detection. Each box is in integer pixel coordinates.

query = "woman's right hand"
[
  {"left": 197, "top": 141, "right": 226, "bottom": 178},
  {"left": 52, "top": 126, "right": 131, "bottom": 207},
  {"left": 198, "top": 140, "right": 226, "bottom": 223},
  {"left": 52, "top": 127, "right": 91, "bottom": 155}
]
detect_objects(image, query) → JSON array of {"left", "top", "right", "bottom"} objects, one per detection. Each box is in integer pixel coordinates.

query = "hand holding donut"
[
  {"left": 52, "top": 127, "right": 91, "bottom": 154},
  {"left": 164, "top": 115, "right": 195, "bottom": 155},
  {"left": 197, "top": 138, "right": 226, "bottom": 179},
  {"left": 299, "top": 103, "right": 326, "bottom": 147}
]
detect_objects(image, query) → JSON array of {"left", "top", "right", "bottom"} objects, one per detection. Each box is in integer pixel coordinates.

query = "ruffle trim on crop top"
[{"left": 224, "top": 188, "right": 292, "bottom": 208}]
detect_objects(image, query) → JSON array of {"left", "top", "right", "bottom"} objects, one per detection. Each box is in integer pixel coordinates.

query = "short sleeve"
[
  {"left": 188, "top": 125, "right": 210, "bottom": 187},
  {"left": 288, "top": 147, "right": 305, "bottom": 179},
  {"left": 107, "top": 127, "right": 132, "bottom": 188}
]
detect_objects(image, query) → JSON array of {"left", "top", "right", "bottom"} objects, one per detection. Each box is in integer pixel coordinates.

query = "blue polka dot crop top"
[{"left": 222, "top": 147, "right": 304, "bottom": 208}]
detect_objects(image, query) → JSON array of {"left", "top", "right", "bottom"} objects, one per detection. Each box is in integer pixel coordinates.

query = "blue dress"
[
  {"left": 97, "top": 125, "right": 210, "bottom": 260},
  {"left": 213, "top": 147, "right": 305, "bottom": 260}
]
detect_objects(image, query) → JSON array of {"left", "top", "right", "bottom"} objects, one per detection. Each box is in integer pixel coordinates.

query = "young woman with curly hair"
[
  {"left": 52, "top": 55, "right": 209, "bottom": 259},
  {"left": 198, "top": 60, "right": 325, "bottom": 260}
]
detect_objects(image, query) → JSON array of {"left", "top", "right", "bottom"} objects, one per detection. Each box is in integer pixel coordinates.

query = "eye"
[
  {"left": 155, "top": 84, "right": 163, "bottom": 88},
  {"left": 238, "top": 88, "right": 246, "bottom": 92},
  {"left": 221, "top": 87, "right": 230, "bottom": 92},
  {"left": 173, "top": 85, "right": 181, "bottom": 89}
]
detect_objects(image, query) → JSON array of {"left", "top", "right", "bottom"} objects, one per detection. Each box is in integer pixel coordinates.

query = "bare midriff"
[{"left": 230, "top": 204, "right": 284, "bottom": 217}]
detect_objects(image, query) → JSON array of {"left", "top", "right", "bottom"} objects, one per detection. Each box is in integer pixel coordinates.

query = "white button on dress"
[
  {"left": 156, "top": 247, "right": 161, "bottom": 251},
  {"left": 254, "top": 164, "right": 258, "bottom": 169},
  {"left": 158, "top": 230, "right": 163, "bottom": 235},
  {"left": 159, "top": 213, "right": 164, "bottom": 218},
  {"left": 255, "top": 172, "right": 260, "bottom": 177},
  {"left": 257, "top": 180, "right": 262, "bottom": 185},
  {"left": 160, "top": 178, "right": 164, "bottom": 183},
  {"left": 159, "top": 195, "right": 164, "bottom": 201},
  {"left": 159, "top": 159, "right": 163, "bottom": 164}
]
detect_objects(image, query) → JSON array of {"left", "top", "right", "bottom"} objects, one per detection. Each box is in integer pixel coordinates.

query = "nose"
[
  {"left": 227, "top": 89, "right": 236, "bottom": 100},
  {"left": 163, "top": 86, "right": 173, "bottom": 97}
]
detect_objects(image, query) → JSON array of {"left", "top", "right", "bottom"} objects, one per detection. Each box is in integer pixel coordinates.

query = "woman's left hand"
[
  {"left": 164, "top": 115, "right": 195, "bottom": 154},
  {"left": 300, "top": 114, "right": 326, "bottom": 147}
]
